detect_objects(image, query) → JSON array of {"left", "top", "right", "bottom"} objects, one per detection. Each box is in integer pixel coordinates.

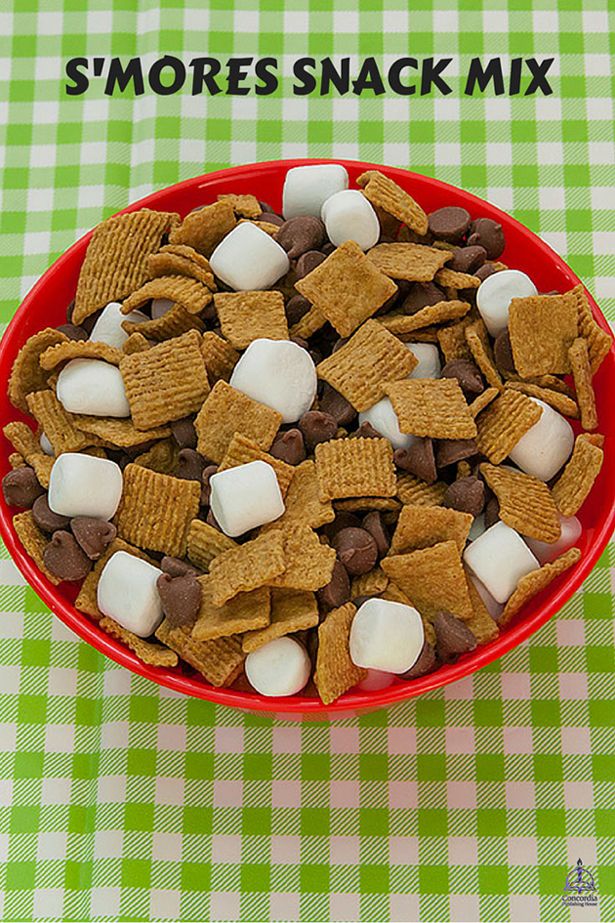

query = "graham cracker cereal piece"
[
  {"left": 239, "top": 218, "right": 280, "bottom": 236},
  {"left": 480, "top": 463, "right": 560, "bottom": 543},
  {"left": 434, "top": 268, "right": 481, "bottom": 290},
  {"left": 191, "top": 579, "right": 271, "bottom": 641},
  {"left": 122, "top": 275, "right": 213, "bottom": 317},
  {"left": 382, "top": 540, "right": 473, "bottom": 622},
  {"left": 568, "top": 338, "right": 598, "bottom": 430},
  {"left": 315, "top": 437, "right": 396, "bottom": 501},
  {"left": 71, "top": 415, "right": 171, "bottom": 449},
  {"left": 122, "top": 332, "right": 151, "bottom": 355},
  {"left": 391, "top": 505, "right": 473, "bottom": 555},
  {"left": 465, "top": 319, "right": 503, "bottom": 389},
  {"left": 12, "top": 510, "right": 60, "bottom": 585},
  {"left": 551, "top": 434, "right": 604, "bottom": 516},
  {"left": 356, "top": 170, "right": 428, "bottom": 235},
  {"left": 201, "top": 332, "right": 240, "bottom": 384},
  {"left": 263, "top": 460, "right": 334, "bottom": 530},
  {"left": 468, "top": 387, "right": 499, "bottom": 418},
  {"left": 219, "top": 433, "right": 295, "bottom": 497},
  {"left": 504, "top": 381, "right": 579, "bottom": 419},
  {"left": 214, "top": 290, "right": 288, "bottom": 349},
  {"left": 75, "top": 538, "right": 153, "bottom": 619},
  {"left": 384, "top": 379, "right": 477, "bottom": 439},
  {"left": 316, "top": 320, "right": 416, "bottom": 412},
  {"left": 457, "top": 461, "right": 472, "bottom": 479},
  {"left": 217, "top": 193, "right": 261, "bottom": 218},
  {"left": 437, "top": 317, "right": 474, "bottom": 363},
  {"left": 351, "top": 567, "right": 389, "bottom": 598},
  {"left": 526, "top": 374, "right": 574, "bottom": 396},
  {"left": 122, "top": 304, "right": 204, "bottom": 342},
  {"left": 367, "top": 242, "right": 451, "bottom": 282},
  {"left": 3, "top": 422, "right": 54, "bottom": 488},
  {"left": 115, "top": 463, "right": 200, "bottom": 556},
  {"left": 474, "top": 389, "right": 542, "bottom": 463},
  {"left": 500, "top": 547, "right": 581, "bottom": 627},
  {"left": 194, "top": 380, "right": 281, "bottom": 464},
  {"left": 99, "top": 617, "right": 179, "bottom": 667},
  {"left": 156, "top": 621, "right": 244, "bottom": 686},
  {"left": 295, "top": 240, "right": 397, "bottom": 337},
  {"left": 397, "top": 327, "right": 440, "bottom": 344},
  {"left": 208, "top": 529, "right": 286, "bottom": 606},
  {"left": 465, "top": 576, "right": 499, "bottom": 644},
  {"left": 120, "top": 330, "right": 209, "bottom": 430},
  {"left": 40, "top": 339, "right": 123, "bottom": 370},
  {"left": 133, "top": 438, "right": 179, "bottom": 475},
  {"left": 147, "top": 244, "right": 215, "bottom": 289},
  {"left": 8, "top": 328, "right": 67, "bottom": 411},
  {"left": 396, "top": 473, "right": 447, "bottom": 506},
  {"left": 508, "top": 291, "right": 579, "bottom": 377},
  {"left": 74, "top": 209, "right": 179, "bottom": 323},
  {"left": 30, "top": 455, "right": 54, "bottom": 489},
  {"left": 187, "top": 519, "right": 237, "bottom": 571},
  {"left": 242, "top": 588, "right": 319, "bottom": 653},
  {"left": 315, "top": 603, "right": 366, "bottom": 705},
  {"left": 335, "top": 497, "right": 401, "bottom": 512},
  {"left": 289, "top": 305, "right": 327, "bottom": 339},
  {"left": 269, "top": 525, "right": 336, "bottom": 591},
  {"left": 169, "top": 200, "right": 236, "bottom": 256},
  {"left": 379, "top": 300, "right": 470, "bottom": 336},
  {"left": 9, "top": 453, "right": 25, "bottom": 468},
  {"left": 26, "top": 390, "right": 92, "bottom": 454},
  {"left": 571, "top": 284, "right": 612, "bottom": 373}
]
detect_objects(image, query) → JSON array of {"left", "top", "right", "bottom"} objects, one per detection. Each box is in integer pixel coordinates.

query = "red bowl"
[{"left": 1, "top": 159, "right": 614, "bottom": 719}]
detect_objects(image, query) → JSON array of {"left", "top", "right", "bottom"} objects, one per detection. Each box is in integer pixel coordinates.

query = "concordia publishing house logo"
[{"left": 562, "top": 858, "right": 599, "bottom": 908}]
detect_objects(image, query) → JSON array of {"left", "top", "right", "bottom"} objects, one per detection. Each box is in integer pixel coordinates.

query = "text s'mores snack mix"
[{"left": 3, "top": 164, "right": 610, "bottom": 702}]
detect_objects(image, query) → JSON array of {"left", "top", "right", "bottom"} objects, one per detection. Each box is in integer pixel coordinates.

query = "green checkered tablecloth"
[{"left": 1, "top": 2, "right": 614, "bottom": 921}]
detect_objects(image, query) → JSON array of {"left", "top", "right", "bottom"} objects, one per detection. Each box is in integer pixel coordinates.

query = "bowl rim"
[{"left": 1, "top": 157, "right": 614, "bottom": 716}]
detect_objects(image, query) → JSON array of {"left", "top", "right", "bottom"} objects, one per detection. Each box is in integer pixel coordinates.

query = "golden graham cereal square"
[
  {"left": 434, "top": 268, "right": 481, "bottom": 290},
  {"left": 242, "top": 588, "right": 319, "bottom": 653},
  {"left": 201, "top": 332, "right": 240, "bottom": 384},
  {"left": 474, "top": 388, "right": 542, "bottom": 463},
  {"left": 315, "top": 603, "right": 366, "bottom": 705},
  {"left": 396, "top": 473, "right": 447, "bottom": 507},
  {"left": 69, "top": 415, "right": 171, "bottom": 450},
  {"left": 504, "top": 381, "right": 579, "bottom": 419},
  {"left": 261, "top": 460, "right": 334, "bottom": 530},
  {"left": 571, "top": 284, "right": 612, "bottom": 373},
  {"left": 465, "top": 576, "right": 499, "bottom": 644},
  {"left": 356, "top": 170, "right": 428, "bottom": 235},
  {"left": 315, "top": 437, "right": 396, "bottom": 501},
  {"left": 384, "top": 378, "right": 477, "bottom": 439},
  {"left": 169, "top": 200, "right": 236, "bottom": 256},
  {"left": 214, "top": 291, "right": 289, "bottom": 349},
  {"left": 194, "top": 380, "right": 282, "bottom": 464},
  {"left": 40, "top": 339, "right": 123, "bottom": 370},
  {"left": 508, "top": 291, "right": 579, "bottom": 377},
  {"left": 122, "top": 275, "right": 213, "bottom": 316},
  {"left": 268, "top": 525, "right": 337, "bottom": 591},
  {"left": 146, "top": 244, "right": 215, "bottom": 289},
  {"left": 289, "top": 305, "right": 327, "bottom": 339},
  {"left": 464, "top": 319, "right": 502, "bottom": 389},
  {"left": 568, "top": 338, "right": 598, "bottom": 430},
  {"left": 12, "top": 510, "right": 61, "bottom": 586},
  {"left": 379, "top": 300, "right": 470, "bottom": 336},
  {"left": 350, "top": 567, "right": 389, "bottom": 599},
  {"left": 26, "top": 390, "right": 92, "bottom": 455},
  {"left": 217, "top": 193, "right": 262, "bottom": 218},
  {"left": 480, "top": 463, "right": 560, "bottom": 543},
  {"left": 468, "top": 387, "right": 499, "bottom": 418},
  {"left": 187, "top": 519, "right": 237, "bottom": 571},
  {"left": 219, "top": 432, "right": 295, "bottom": 497},
  {"left": 8, "top": 327, "right": 67, "bottom": 411},
  {"left": 551, "top": 434, "right": 604, "bottom": 517},
  {"left": 391, "top": 505, "right": 473, "bottom": 555},
  {"left": 208, "top": 529, "right": 286, "bottom": 606},
  {"left": 132, "top": 439, "right": 179, "bottom": 474},
  {"left": 156, "top": 620, "right": 245, "bottom": 686},
  {"left": 122, "top": 304, "right": 204, "bottom": 342},
  {"left": 366, "top": 242, "right": 451, "bottom": 281},
  {"left": 437, "top": 317, "right": 474, "bottom": 363},
  {"left": 99, "top": 617, "right": 179, "bottom": 667},
  {"left": 500, "top": 547, "right": 581, "bottom": 626},
  {"left": 191, "top": 579, "right": 271, "bottom": 641},
  {"left": 381, "top": 540, "right": 473, "bottom": 622}
]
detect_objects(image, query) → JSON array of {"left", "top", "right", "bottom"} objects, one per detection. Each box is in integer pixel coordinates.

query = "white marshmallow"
[
  {"left": 209, "top": 461, "right": 285, "bottom": 537},
  {"left": 468, "top": 513, "right": 486, "bottom": 543},
  {"left": 282, "top": 163, "right": 349, "bottom": 219},
  {"left": 358, "top": 397, "right": 416, "bottom": 451},
  {"left": 349, "top": 599, "right": 425, "bottom": 674},
  {"left": 229, "top": 338, "right": 317, "bottom": 424},
  {"left": 97, "top": 551, "right": 164, "bottom": 638},
  {"left": 56, "top": 358, "right": 130, "bottom": 418},
  {"left": 151, "top": 298, "right": 174, "bottom": 319},
  {"left": 320, "top": 189, "right": 380, "bottom": 251},
  {"left": 357, "top": 669, "right": 396, "bottom": 692},
  {"left": 89, "top": 301, "right": 148, "bottom": 349},
  {"left": 463, "top": 522, "right": 539, "bottom": 604},
  {"left": 407, "top": 342, "right": 442, "bottom": 379},
  {"left": 508, "top": 398, "right": 574, "bottom": 481},
  {"left": 39, "top": 432, "right": 54, "bottom": 456},
  {"left": 210, "top": 223, "right": 289, "bottom": 291},
  {"left": 245, "top": 637, "right": 311, "bottom": 697},
  {"left": 469, "top": 575, "right": 504, "bottom": 621},
  {"left": 476, "top": 269, "right": 538, "bottom": 337},
  {"left": 48, "top": 452, "right": 123, "bottom": 520},
  {"left": 524, "top": 515, "right": 582, "bottom": 564}
]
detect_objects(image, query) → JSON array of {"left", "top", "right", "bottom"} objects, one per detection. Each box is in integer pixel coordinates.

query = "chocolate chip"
[
  {"left": 206, "top": 508, "right": 221, "bottom": 531},
  {"left": 493, "top": 330, "right": 516, "bottom": 375},
  {"left": 295, "top": 250, "right": 326, "bottom": 278},
  {"left": 428, "top": 206, "right": 471, "bottom": 243},
  {"left": 394, "top": 438, "right": 437, "bottom": 484},
  {"left": 258, "top": 200, "right": 277, "bottom": 214},
  {"left": 474, "top": 262, "right": 499, "bottom": 282},
  {"left": 291, "top": 335, "right": 309, "bottom": 351},
  {"left": 170, "top": 417, "right": 197, "bottom": 449},
  {"left": 66, "top": 299, "right": 75, "bottom": 323},
  {"left": 56, "top": 323, "right": 89, "bottom": 341},
  {"left": 43, "top": 531, "right": 92, "bottom": 581},
  {"left": 444, "top": 476, "right": 485, "bottom": 516},
  {"left": 400, "top": 641, "right": 438, "bottom": 679},
  {"left": 401, "top": 282, "right": 446, "bottom": 315},
  {"left": 299, "top": 411, "right": 337, "bottom": 451},
  {"left": 276, "top": 216, "right": 326, "bottom": 260},
  {"left": 80, "top": 310, "right": 100, "bottom": 336},
  {"left": 321, "top": 512, "right": 362, "bottom": 541},
  {"left": 435, "top": 438, "right": 478, "bottom": 469},
  {"left": 319, "top": 383, "right": 357, "bottom": 427},
  {"left": 361, "top": 511, "right": 390, "bottom": 557},
  {"left": 433, "top": 611, "right": 476, "bottom": 663},
  {"left": 466, "top": 218, "right": 505, "bottom": 260},
  {"left": 352, "top": 595, "right": 371, "bottom": 608},
  {"left": 484, "top": 496, "right": 500, "bottom": 528},
  {"left": 270, "top": 429, "right": 306, "bottom": 466},
  {"left": 441, "top": 358, "right": 484, "bottom": 397},
  {"left": 201, "top": 464, "right": 218, "bottom": 506},
  {"left": 177, "top": 448, "right": 205, "bottom": 481},
  {"left": 161, "top": 556, "right": 200, "bottom": 578},
  {"left": 285, "top": 294, "right": 311, "bottom": 326},
  {"left": 32, "top": 494, "right": 70, "bottom": 533},
  {"left": 321, "top": 242, "right": 336, "bottom": 256},
  {"left": 258, "top": 211, "right": 284, "bottom": 226},
  {"left": 2, "top": 467, "right": 45, "bottom": 509},
  {"left": 70, "top": 517, "right": 117, "bottom": 560},
  {"left": 332, "top": 527, "right": 378, "bottom": 576},
  {"left": 316, "top": 559, "right": 351, "bottom": 611},
  {"left": 351, "top": 421, "right": 381, "bottom": 440},
  {"left": 448, "top": 245, "right": 487, "bottom": 274},
  {"left": 202, "top": 301, "right": 217, "bottom": 322},
  {"left": 157, "top": 572, "right": 202, "bottom": 629}
]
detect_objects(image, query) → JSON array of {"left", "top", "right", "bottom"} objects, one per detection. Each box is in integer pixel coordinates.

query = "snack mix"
[{"left": 3, "top": 164, "right": 610, "bottom": 703}]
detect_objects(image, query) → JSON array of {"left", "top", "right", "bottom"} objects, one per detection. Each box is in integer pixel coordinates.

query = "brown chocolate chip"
[
  {"left": 299, "top": 411, "right": 337, "bottom": 451},
  {"left": 321, "top": 242, "right": 336, "bottom": 256},
  {"left": 206, "top": 509, "right": 221, "bottom": 531},
  {"left": 400, "top": 641, "right": 438, "bottom": 679},
  {"left": 66, "top": 299, "right": 75, "bottom": 323},
  {"left": 352, "top": 595, "right": 371, "bottom": 608},
  {"left": 484, "top": 496, "right": 500, "bottom": 529},
  {"left": 56, "top": 323, "right": 89, "bottom": 341},
  {"left": 493, "top": 330, "right": 516, "bottom": 375},
  {"left": 444, "top": 476, "right": 485, "bottom": 516},
  {"left": 43, "top": 531, "right": 92, "bottom": 582},
  {"left": 474, "top": 262, "right": 499, "bottom": 282},
  {"left": 258, "top": 211, "right": 284, "bottom": 226},
  {"left": 466, "top": 218, "right": 505, "bottom": 260},
  {"left": 448, "top": 245, "right": 487, "bottom": 274},
  {"left": 177, "top": 448, "right": 205, "bottom": 481},
  {"left": 285, "top": 294, "right": 311, "bottom": 326},
  {"left": 202, "top": 301, "right": 217, "bottom": 322},
  {"left": 161, "top": 556, "right": 200, "bottom": 578},
  {"left": 394, "top": 438, "right": 437, "bottom": 484},
  {"left": 2, "top": 467, "right": 45, "bottom": 509},
  {"left": 316, "top": 559, "right": 351, "bottom": 611},
  {"left": 269, "top": 429, "right": 306, "bottom": 466},
  {"left": 32, "top": 495, "right": 71, "bottom": 533},
  {"left": 332, "top": 527, "right": 378, "bottom": 576},
  {"left": 291, "top": 335, "right": 309, "bottom": 352},
  {"left": 170, "top": 417, "right": 197, "bottom": 449},
  {"left": 441, "top": 358, "right": 484, "bottom": 397},
  {"left": 401, "top": 282, "right": 446, "bottom": 315},
  {"left": 351, "top": 421, "right": 381, "bottom": 440},
  {"left": 319, "top": 383, "right": 357, "bottom": 427},
  {"left": 428, "top": 206, "right": 471, "bottom": 243},
  {"left": 295, "top": 250, "right": 326, "bottom": 278},
  {"left": 321, "top": 512, "right": 362, "bottom": 541},
  {"left": 71, "top": 517, "right": 117, "bottom": 560},
  {"left": 157, "top": 572, "right": 202, "bottom": 629},
  {"left": 433, "top": 611, "right": 476, "bottom": 663},
  {"left": 80, "top": 311, "right": 100, "bottom": 336},
  {"left": 276, "top": 216, "right": 326, "bottom": 260},
  {"left": 435, "top": 438, "right": 478, "bottom": 469},
  {"left": 331, "top": 336, "right": 349, "bottom": 353},
  {"left": 361, "top": 511, "right": 390, "bottom": 557},
  {"left": 201, "top": 464, "right": 218, "bottom": 506}
]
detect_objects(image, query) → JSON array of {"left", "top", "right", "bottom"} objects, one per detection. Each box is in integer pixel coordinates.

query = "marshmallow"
[
  {"left": 407, "top": 343, "right": 442, "bottom": 379},
  {"left": 89, "top": 301, "right": 148, "bottom": 349},
  {"left": 476, "top": 269, "right": 538, "bottom": 337},
  {"left": 282, "top": 163, "right": 349, "bottom": 219},
  {"left": 463, "top": 522, "right": 539, "bottom": 604},
  {"left": 209, "top": 460, "right": 285, "bottom": 537},
  {"left": 469, "top": 574, "right": 504, "bottom": 621},
  {"left": 56, "top": 358, "right": 130, "bottom": 418},
  {"left": 210, "top": 223, "right": 289, "bottom": 291},
  {"left": 151, "top": 298, "right": 174, "bottom": 319},
  {"left": 358, "top": 397, "right": 416, "bottom": 451},
  {"left": 357, "top": 669, "right": 396, "bottom": 692},
  {"left": 230, "top": 338, "right": 317, "bottom": 424},
  {"left": 245, "top": 637, "right": 311, "bottom": 697},
  {"left": 525, "top": 515, "right": 582, "bottom": 564},
  {"left": 320, "top": 189, "right": 380, "bottom": 251},
  {"left": 39, "top": 432, "right": 54, "bottom": 456},
  {"left": 508, "top": 398, "right": 574, "bottom": 481},
  {"left": 468, "top": 513, "right": 486, "bottom": 543},
  {"left": 97, "top": 551, "right": 164, "bottom": 638},
  {"left": 349, "top": 598, "right": 425, "bottom": 674},
  {"left": 48, "top": 452, "right": 123, "bottom": 520}
]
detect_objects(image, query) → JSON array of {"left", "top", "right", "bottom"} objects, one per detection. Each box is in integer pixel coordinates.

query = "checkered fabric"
[{"left": 0, "top": 2, "right": 614, "bottom": 921}]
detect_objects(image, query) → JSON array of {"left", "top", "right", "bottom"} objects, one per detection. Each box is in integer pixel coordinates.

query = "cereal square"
[
  {"left": 396, "top": 474, "right": 447, "bottom": 507},
  {"left": 122, "top": 275, "right": 213, "bottom": 316},
  {"left": 187, "top": 519, "right": 237, "bottom": 571},
  {"left": 474, "top": 389, "right": 542, "bottom": 463},
  {"left": 242, "top": 588, "right": 319, "bottom": 652},
  {"left": 508, "top": 291, "right": 579, "bottom": 377},
  {"left": 208, "top": 530, "right": 286, "bottom": 606},
  {"left": 315, "top": 437, "right": 396, "bottom": 501},
  {"left": 551, "top": 434, "right": 604, "bottom": 516},
  {"left": 356, "top": 170, "right": 428, "bottom": 235},
  {"left": 435, "top": 268, "right": 481, "bottom": 290},
  {"left": 147, "top": 243, "right": 215, "bottom": 288},
  {"left": 219, "top": 432, "right": 295, "bottom": 496},
  {"left": 504, "top": 381, "right": 579, "bottom": 419},
  {"left": 571, "top": 284, "right": 612, "bottom": 373},
  {"left": 366, "top": 242, "right": 451, "bottom": 281},
  {"left": 391, "top": 505, "right": 473, "bottom": 554},
  {"left": 262, "top": 460, "right": 334, "bottom": 530},
  {"left": 381, "top": 540, "right": 473, "bottom": 622},
  {"left": 122, "top": 304, "right": 204, "bottom": 342},
  {"left": 156, "top": 621, "right": 244, "bottom": 687},
  {"left": 12, "top": 510, "right": 60, "bottom": 586},
  {"left": 201, "top": 332, "right": 240, "bottom": 384},
  {"left": 191, "top": 579, "right": 271, "bottom": 641},
  {"left": 380, "top": 300, "right": 470, "bottom": 336},
  {"left": 437, "top": 318, "right": 474, "bottom": 363},
  {"left": 26, "top": 390, "right": 92, "bottom": 454},
  {"left": 500, "top": 548, "right": 581, "bottom": 627},
  {"left": 269, "top": 525, "right": 337, "bottom": 591},
  {"left": 384, "top": 379, "right": 477, "bottom": 439},
  {"left": 214, "top": 291, "right": 288, "bottom": 349},
  {"left": 169, "top": 200, "right": 236, "bottom": 256},
  {"left": 315, "top": 603, "right": 366, "bottom": 705},
  {"left": 194, "top": 380, "right": 282, "bottom": 464},
  {"left": 8, "top": 327, "right": 67, "bottom": 411},
  {"left": 568, "top": 338, "right": 598, "bottom": 430},
  {"left": 99, "top": 617, "right": 179, "bottom": 667},
  {"left": 465, "top": 577, "right": 499, "bottom": 644},
  {"left": 480, "top": 463, "right": 560, "bottom": 543},
  {"left": 464, "top": 319, "right": 502, "bottom": 389}
]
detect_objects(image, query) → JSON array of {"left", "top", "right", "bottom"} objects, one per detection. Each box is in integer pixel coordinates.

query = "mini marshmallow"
[
  {"left": 89, "top": 301, "right": 148, "bottom": 349},
  {"left": 476, "top": 269, "right": 538, "bottom": 337},
  {"left": 358, "top": 397, "right": 417, "bottom": 451},
  {"left": 320, "top": 189, "right": 380, "bottom": 251},
  {"left": 508, "top": 398, "right": 574, "bottom": 481},
  {"left": 151, "top": 298, "right": 174, "bottom": 319},
  {"left": 229, "top": 338, "right": 317, "bottom": 424},
  {"left": 56, "top": 358, "right": 130, "bottom": 418},
  {"left": 97, "top": 550, "right": 164, "bottom": 638},
  {"left": 282, "top": 163, "right": 349, "bottom": 219},
  {"left": 210, "top": 222, "right": 289, "bottom": 292},
  {"left": 39, "top": 432, "right": 54, "bottom": 456},
  {"left": 463, "top": 521, "right": 539, "bottom": 604},
  {"left": 469, "top": 574, "right": 504, "bottom": 621},
  {"left": 524, "top": 515, "right": 582, "bottom": 564},
  {"left": 245, "top": 637, "right": 311, "bottom": 697},
  {"left": 209, "top": 460, "right": 285, "bottom": 537},
  {"left": 48, "top": 452, "right": 123, "bottom": 520},
  {"left": 349, "top": 598, "right": 425, "bottom": 674},
  {"left": 407, "top": 343, "right": 442, "bottom": 379},
  {"left": 357, "top": 669, "right": 396, "bottom": 692}
]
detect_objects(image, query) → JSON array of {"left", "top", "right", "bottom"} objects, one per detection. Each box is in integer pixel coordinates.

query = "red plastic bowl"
[{"left": 1, "top": 159, "right": 614, "bottom": 719}]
